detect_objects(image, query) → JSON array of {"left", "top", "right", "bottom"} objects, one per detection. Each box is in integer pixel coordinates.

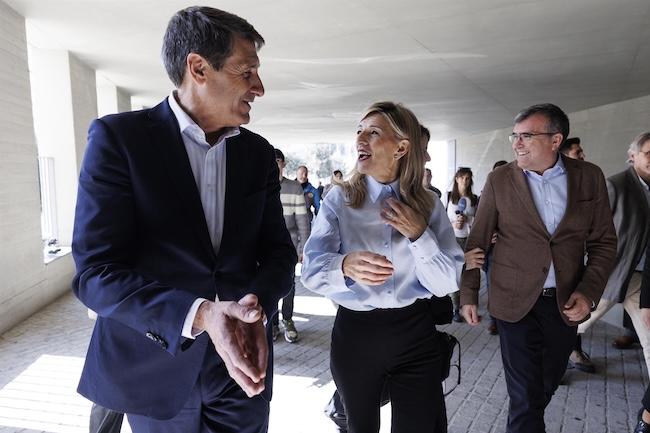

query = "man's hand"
[
  {"left": 342, "top": 251, "right": 394, "bottom": 285},
  {"left": 562, "top": 292, "right": 591, "bottom": 322},
  {"left": 642, "top": 308, "right": 650, "bottom": 330},
  {"left": 464, "top": 248, "right": 485, "bottom": 270},
  {"left": 461, "top": 304, "right": 481, "bottom": 325},
  {"left": 194, "top": 294, "right": 267, "bottom": 397},
  {"left": 381, "top": 197, "right": 427, "bottom": 241}
]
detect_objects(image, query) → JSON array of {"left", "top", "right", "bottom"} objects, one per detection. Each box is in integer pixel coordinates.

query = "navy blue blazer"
[{"left": 72, "top": 99, "right": 297, "bottom": 419}]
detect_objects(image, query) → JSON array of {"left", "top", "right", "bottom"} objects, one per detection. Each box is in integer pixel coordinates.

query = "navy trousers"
[
  {"left": 497, "top": 295, "right": 577, "bottom": 433},
  {"left": 127, "top": 341, "right": 269, "bottom": 433}
]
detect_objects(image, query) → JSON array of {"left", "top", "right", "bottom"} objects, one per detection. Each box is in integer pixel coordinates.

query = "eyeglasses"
[{"left": 508, "top": 132, "right": 559, "bottom": 144}]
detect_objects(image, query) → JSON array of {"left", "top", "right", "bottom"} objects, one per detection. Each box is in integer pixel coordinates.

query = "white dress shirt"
[{"left": 168, "top": 91, "right": 240, "bottom": 338}]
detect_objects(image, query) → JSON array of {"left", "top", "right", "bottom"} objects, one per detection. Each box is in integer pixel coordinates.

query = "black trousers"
[
  {"left": 497, "top": 296, "right": 577, "bottom": 433},
  {"left": 90, "top": 404, "right": 124, "bottom": 433},
  {"left": 330, "top": 299, "right": 447, "bottom": 433},
  {"left": 273, "top": 273, "right": 295, "bottom": 324}
]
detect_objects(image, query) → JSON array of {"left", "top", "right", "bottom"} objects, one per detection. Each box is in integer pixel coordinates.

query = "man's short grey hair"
[
  {"left": 162, "top": 6, "right": 264, "bottom": 87},
  {"left": 628, "top": 132, "right": 650, "bottom": 157},
  {"left": 514, "top": 103, "right": 570, "bottom": 142}
]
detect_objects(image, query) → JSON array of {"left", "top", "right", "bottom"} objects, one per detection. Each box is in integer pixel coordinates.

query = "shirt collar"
[
  {"left": 366, "top": 175, "right": 401, "bottom": 203},
  {"left": 523, "top": 153, "right": 566, "bottom": 179},
  {"left": 167, "top": 91, "right": 240, "bottom": 145}
]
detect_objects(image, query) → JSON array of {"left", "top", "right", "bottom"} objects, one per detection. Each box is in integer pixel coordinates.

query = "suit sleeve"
[
  {"left": 460, "top": 172, "right": 499, "bottom": 306},
  {"left": 72, "top": 119, "right": 197, "bottom": 355},
  {"left": 249, "top": 149, "right": 298, "bottom": 310},
  {"left": 575, "top": 168, "right": 617, "bottom": 304}
]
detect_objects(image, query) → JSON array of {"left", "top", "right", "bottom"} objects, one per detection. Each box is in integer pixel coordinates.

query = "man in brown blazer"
[{"left": 460, "top": 103, "right": 617, "bottom": 433}]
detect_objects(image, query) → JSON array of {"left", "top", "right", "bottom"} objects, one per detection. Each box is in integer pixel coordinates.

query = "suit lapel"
[
  {"left": 508, "top": 164, "right": 549, "bottom": 235},
  {"left": 147, "top": 100, "right": 216, "bottom": 261},
  {"left": 216, "top": 133, "right": 246, "bottom": 262},
  {"left": 626, "top": 167, "right": 650, "bottom": 220}
]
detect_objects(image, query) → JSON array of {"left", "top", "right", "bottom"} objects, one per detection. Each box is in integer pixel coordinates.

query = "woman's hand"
[
  {"left": 342, "top": 251, "right": 394, "bottom": 285},
  {"left": 381, "top": 197, "right": 427, "bottom": 241},
  {"left": 452, "top": 214, "right": 466, "bottom": 230},
  {"left": 464, "top": 247, "right": 485, "bottom": 270}
]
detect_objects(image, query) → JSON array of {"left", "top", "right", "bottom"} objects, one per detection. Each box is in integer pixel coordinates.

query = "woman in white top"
[
  {"left": 446, "top": 167, "right": 479, "bottom": 321},
  {"left": 301, "top": 101, "right": 464, "bottom": 433}
]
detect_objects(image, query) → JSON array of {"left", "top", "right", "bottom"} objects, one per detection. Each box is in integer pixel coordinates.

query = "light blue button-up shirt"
[
  {"left": 301, "top": 175, "right": 464, "bottom": 311},
  {"left": 168, "top": 91, "right": 239, "bottom": 253},
  {"left": 523, "top": 155, "right": 567, "bottom": 289}
]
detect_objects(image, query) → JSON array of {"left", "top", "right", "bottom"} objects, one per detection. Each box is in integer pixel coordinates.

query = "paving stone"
[{"left": 0, "top": 282, "right": 647, "bottom": 433}]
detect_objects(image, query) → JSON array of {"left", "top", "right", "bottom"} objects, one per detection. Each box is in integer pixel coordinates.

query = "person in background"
[
  {"left": 634, "top": 241, "right": 650, "bottom": 433},
  {"left": 421, "top": 125, "right": 443, "bottom": 199},
  {"left": 297, "top": 165, "right": 321, "bottom": 220},
  {"left": 446, "top": 167, "right": 479, "bottom": 322},
  {"left": 460, "top": 103, "right": 616, "bottom": 433},
  {"left": 570, "top": 132, "right": 650, "bottom": 375},
  {"left": 559, "top": 137, "right": 585, "bottom": 161},
  {"left": 423, "top": 168, "right": 442, "bottom": 199},
  {"left": 323, "top": 169, "right": 343, "bottom": 198},
  {"left": 273, "top": 148, "right": 311, "bottom": 343},
  {"left": 302, "top": 101, "right": 464, "bottom": 433}
]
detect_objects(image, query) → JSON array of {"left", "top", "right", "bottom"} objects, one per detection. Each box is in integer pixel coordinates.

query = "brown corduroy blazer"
[{"left": 459, "top": 154, "right": 617, "bottom": 325}]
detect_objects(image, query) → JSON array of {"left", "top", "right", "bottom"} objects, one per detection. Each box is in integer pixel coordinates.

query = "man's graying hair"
[
  {"left": 514, "top": 103, "right": 570, "bottom": 143},
  {"left": 162, "top": 6, "right": 265, "bottom": 87},
  {"left": 629, "top": 132, "right": 650, "bottom": 157}
]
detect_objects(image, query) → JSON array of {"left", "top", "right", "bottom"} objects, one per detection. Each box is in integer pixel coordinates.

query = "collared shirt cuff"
[
  {"left": 182, "top": 298, "right": 210, "bottom": 339},
  {"left": 408, "top": 228, "right": 441, "bottom": 262}
]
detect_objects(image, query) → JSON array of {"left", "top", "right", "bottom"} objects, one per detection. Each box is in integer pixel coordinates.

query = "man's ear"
[
  {"left": 186, "top": 53, "right": 208, "bottom": 83},
  {"left": 551, "top": 133, "right": 564, "bottom": 151},
  {"left": 394, "top": 139, "right": 410, "bottom": 159}
]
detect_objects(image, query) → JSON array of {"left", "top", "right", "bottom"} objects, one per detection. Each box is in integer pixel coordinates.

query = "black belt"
[{"left": 541, "top": 287, "right": 556, "bottom": 297}]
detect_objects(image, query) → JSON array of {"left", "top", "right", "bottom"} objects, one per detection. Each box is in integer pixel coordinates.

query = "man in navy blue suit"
[{"left": 72, "top": 6, "right": 297, "bottom": 433}]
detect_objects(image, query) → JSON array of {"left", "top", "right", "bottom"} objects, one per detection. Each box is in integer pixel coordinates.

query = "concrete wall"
[{"left": 0, "top": 1, "right": 75, "bottom": 335}]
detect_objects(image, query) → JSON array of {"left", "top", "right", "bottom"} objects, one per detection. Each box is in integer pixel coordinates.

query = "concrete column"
[
  {"left": 97, "top": 72, "right": 131, "bottom": 116},
  {"left": 28, "top": 46, "right": 97, "bottom": 245}
]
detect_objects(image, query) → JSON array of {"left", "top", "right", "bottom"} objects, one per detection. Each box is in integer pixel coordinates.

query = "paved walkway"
[{"left": 0, "top": 277, "right": 647, "bottom": 433}]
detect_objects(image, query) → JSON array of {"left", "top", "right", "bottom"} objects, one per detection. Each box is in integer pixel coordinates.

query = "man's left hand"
[
  {"left": 381, "top": 197, "right": 427, "bottom": 241},
  {"left": 235, "top": 294, "right": 269, "bottom": 378},
  {"left": 562, "top": 292, "right": 592, "bottom": 322}
]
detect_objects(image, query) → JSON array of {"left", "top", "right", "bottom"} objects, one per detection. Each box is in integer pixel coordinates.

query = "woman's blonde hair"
[{"left": 342, "top": 101, "right": 435, "bottom": 219}]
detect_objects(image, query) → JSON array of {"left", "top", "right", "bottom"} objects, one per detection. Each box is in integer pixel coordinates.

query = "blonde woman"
[{"left": 301, "top": 101, "right": 463, "bottom": 433}]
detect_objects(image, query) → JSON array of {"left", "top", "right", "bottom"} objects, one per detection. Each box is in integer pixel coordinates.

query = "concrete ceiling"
[{"left": 5, "top": 0, "right": 650, "bottom": 146}]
